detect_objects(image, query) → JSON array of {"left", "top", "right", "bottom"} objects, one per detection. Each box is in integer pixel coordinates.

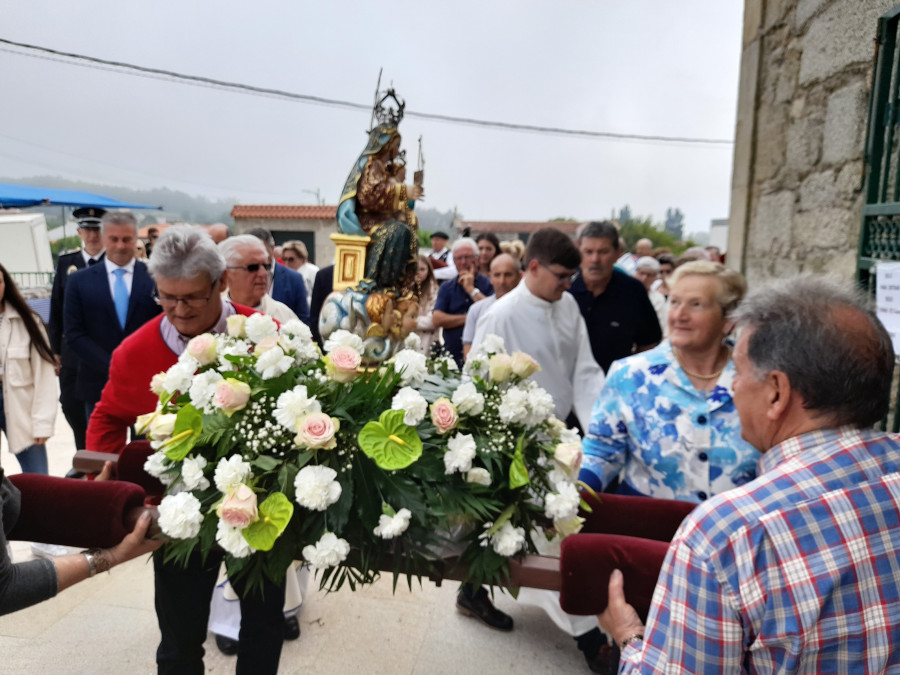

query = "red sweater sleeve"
[{"left": 86, "top": 317, "right": 176, "bottom": 454}]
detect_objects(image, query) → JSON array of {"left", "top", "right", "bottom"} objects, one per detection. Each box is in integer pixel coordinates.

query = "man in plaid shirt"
[{"left": 599, "top": 276, "right": 900, "bottom": 673}]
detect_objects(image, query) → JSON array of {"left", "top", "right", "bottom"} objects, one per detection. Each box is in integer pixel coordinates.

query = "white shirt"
[
  {"left": 223, "top": 291, "right": 299, "bottom": 325},
  {"left": 470, "top": 280, "right": 605, "bottom": 428},
  {"left": 81, "top": 249, "right": 105, "bottom": 266},
  {"left": 462, "top": 294, "right": 498, "bottom": 345},
  {"left": 298, "top": 262, "right": 319, "bottom": 305},
  {"left": 430, "top": 248, "right": 457, "bottom": 281},
  {"left": 103, "top": 257, "right": 135, "bottom": 297}
]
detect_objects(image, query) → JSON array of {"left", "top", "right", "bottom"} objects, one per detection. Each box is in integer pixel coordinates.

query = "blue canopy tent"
[{"left": 0, "top": 182, "right": 160, "bottom": 209}]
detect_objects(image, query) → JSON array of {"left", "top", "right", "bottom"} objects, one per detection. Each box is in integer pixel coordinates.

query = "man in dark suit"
[
  {"left": 246, "top": 227, "right": 310, "bottom": 326},
  {"left": 309, "top": 264, "right": 334, "bottom": 347},
  {"left": 49, "top": 207, "right": 107, "bottom": 450},
  {"left": 64, "top": 210, "right": 161, "bottom": 421}
]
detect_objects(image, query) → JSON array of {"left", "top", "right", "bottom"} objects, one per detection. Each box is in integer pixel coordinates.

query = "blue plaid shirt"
[{"left": 621, "top": 426, "right": 900, "bottom": 673}]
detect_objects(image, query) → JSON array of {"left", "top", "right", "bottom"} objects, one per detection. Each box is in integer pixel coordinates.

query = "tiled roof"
[
  {"left": 231, "top": 205, "right": 338, "bottom": 220},
  {"left": 459, "top": 220, "right": 581, "bottom": 235}
]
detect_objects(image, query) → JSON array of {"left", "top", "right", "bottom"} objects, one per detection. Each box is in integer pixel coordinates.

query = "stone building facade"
[{"left": 729, "top": 0, "right": 895, "bottom": 284}]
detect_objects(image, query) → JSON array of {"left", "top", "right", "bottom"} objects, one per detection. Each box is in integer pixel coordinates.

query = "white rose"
[
  {"left": 391, "top": 387, "right": 428, "bottom": 426},
  {"left": 294, "top": 465, "right": 342, "bottom": 511},
  {"left": 451, "top": 381, "right": 485, "bottom": 416},
  {"left": 150, "top": 372, "right": 167, "bottom": 396},
  {"left": 245, "top": 313, "right": 278, "bottom": 343},
  {"left": 226, "top": 314, "right": 247, "bottom": 338},
  {"left": 149, "top": 413, "right": 178, "bottom": 440},
  {"left": 466, "top": 467, "right": 492, "bottom": 486},
  {"left": 157, "top": 492, "right": 204, "bottom": 539},
  {"left": 181, "top": 454, "right": 210, "bottom": 491},
  {"left": 444, "top": 433, "right": 477, "bottom": 475},
  {"left": 214, "top": 455, "right": 252, "bottom": 492},
  {"left": 554, "top": 515, "right": 585, "bottom": 538}
]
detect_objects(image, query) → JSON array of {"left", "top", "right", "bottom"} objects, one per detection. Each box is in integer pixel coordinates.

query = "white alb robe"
[{"left": 470, "top": 280, "right": 604, "bottom": 429}]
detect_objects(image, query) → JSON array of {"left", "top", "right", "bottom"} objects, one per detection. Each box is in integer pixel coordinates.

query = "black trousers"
[
  {"left": 58, "top": 363, "right": 86, "bottom": 450},
  {"left": 153, "top": 549, "right": 286, "bottom": 675}
]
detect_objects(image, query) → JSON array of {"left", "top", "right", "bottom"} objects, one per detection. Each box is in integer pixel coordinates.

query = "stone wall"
[
  {"left": 729, "top": 0, "right": 894, "bottom": 285},
  {"left": 233, "top": 218, "right": 337, "bottom": 267}
]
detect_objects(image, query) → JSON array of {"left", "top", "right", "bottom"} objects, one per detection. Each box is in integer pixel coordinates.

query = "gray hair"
[
  {"left": 732, "top": 276, "right": 894, "bottom": 427},
  {"left": 148, "top": 225, "right": 225, "bottom": 282},
  {"left": 671, "top": 260, "right": 746, "bottom": 314},
  {"left": 451, "top": 237, "right": 479, "bottom": 256},
  {"left": 578, "top": 221, "right": 620, "bottom": 247},
  {"left": 101, "top": 210, "right": 138, "bottom": 235},
  {"left": 635, "top": 256, "right": 660, "bottom": 272},
  {"left": 218, "top": 234, "right": 269, "bottom": 266}
]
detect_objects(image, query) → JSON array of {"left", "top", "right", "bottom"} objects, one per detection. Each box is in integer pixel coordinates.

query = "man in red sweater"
[{"left": 87, "top": 225, "right": 287, "bottom": 674}]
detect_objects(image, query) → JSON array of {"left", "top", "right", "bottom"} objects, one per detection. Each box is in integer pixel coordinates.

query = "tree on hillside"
[
  {"left": 617, "top": 205, "right": 633, "bottom": 224},
  {"left": 664, "top": 207, "right": 685, "bottom": 240}
]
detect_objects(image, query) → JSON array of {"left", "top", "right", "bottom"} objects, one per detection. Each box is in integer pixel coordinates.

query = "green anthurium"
[
  {"left": 163, "top": 403, "right": 203, "bottom": 461},
  {"left": 242, "top": 492, "right": 294, "bottom": 551},
  {"left": 357, "top": 409, "right": 423, "bottom": 470},
  {"left": 508, "top": 434, "right": 530, "bottom": 489}
]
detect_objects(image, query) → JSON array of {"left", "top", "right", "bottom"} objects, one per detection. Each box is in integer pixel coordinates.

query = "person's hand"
[
  {"left": 95, "top": 461, "right": 114, "bottom": 482},
  {"left": 457, "top": 271, "right": 475, "bottom": 294},
  {"left": 407, "top": 184, "right": 424, "bottom": 201},
  {"left": 34, "top": 437, "right": 49, "bottom": 445},
  {"left": 53, "top": 354, "right": 62, "bottom": 377},
  {"left": 107, "top": 511, "right": 163, "bottom": 567},
  {"left": 597, "top": 568, "right": 645, "bottom": 647}
]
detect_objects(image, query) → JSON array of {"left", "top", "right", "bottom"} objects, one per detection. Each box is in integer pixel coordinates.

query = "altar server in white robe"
[
  {"left": 467, "top": 228, "right": 610, "bottom": 671},
  {"left": 470, "top": 228, "right": 604, "bottom": 429}
]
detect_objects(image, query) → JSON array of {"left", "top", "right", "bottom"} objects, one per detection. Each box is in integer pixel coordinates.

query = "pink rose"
[
  {"left": 295, "top": 412, "right": 340, "bottom": 450},
  {"left": 186, "top": 333, "right": 218, "bottom": 366},
  {"left": 326, "top": 346, "right": 361, "bottom": 383},
  {"left": 214, "top": 378, "right": 251, "bottom": 416},
  {"left": 218, "top": 484, "right": 258, "bottom": 528},
  {"left": 430, "top": 398, "right": 459, "bottom": 434},
  {"left": 488, "top": 354, "right": 513, "bottom": 382},
  {"left": 253, "top": 335, "right": 280, "bottom": 355},
  {"left": 510, "top": 351, "right": 541, "bottom": 378},
  {"left": 554, "top": 442, "right": 583, "bottom": 475}
]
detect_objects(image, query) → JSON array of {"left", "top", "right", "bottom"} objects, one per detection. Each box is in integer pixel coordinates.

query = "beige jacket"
[{"left": 0, "top": 305, "right": 57, "bottom": 454}]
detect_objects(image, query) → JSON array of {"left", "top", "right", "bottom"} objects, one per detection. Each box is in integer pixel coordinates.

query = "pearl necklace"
[{"left": 673, "top": 346, "right": 728, "bottom": 380}]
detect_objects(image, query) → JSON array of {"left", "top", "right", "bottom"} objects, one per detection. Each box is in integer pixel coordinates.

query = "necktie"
[
  {"left": 88, "top": 258, "right": 98, "bottom": 266},
  {"left": 113, "top": 268, "right": 129, "bottom": 330}
]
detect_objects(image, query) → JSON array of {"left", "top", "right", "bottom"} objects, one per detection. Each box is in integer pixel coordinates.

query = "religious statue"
[{"left": 321, "top": 87, "right": 425, "bottom": 363}]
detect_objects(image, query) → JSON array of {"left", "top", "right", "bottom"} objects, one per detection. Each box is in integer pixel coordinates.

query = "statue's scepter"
[{"left": 414, "top": 135, "right": 425, "bottom": 188}]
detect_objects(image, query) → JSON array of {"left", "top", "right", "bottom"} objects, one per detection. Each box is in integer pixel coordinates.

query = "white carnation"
[
  {"left": 524, "top": 383, "right": 555, "bottom": 426},
  {"left": 433, "top": 355, "right": 459, "bottom": 372},
  {"left": 391, "top": 387, "right": 428, "bottom": 426},
  {"left": 216, "top": 519, "right": 255, "bottom": 558},
  {"left": 323, "top": 329, "right": 364, "bottom": 354},
  {"left": 188, "top": 370, "right": 224, "bottom": 413},
  {"left": 143, "top": 451, "right": 175, "bottom": 486},
  {"left": 546, "top": 467, "right": 572, "bottom": 492},
  {"left": 451, "top": 381, "right": 485, "bottom": 416},
  {"left": 498, "top": 385, "right": 530, "bottom": 425},
  {"left": 373, "top": 508, "right": 412, "bottom": 539},
  {"left": 481, "top": 334, "right": 506, "bottom": 355},
  {"left": 444, "top": 433, "right": 477, "bottom": 474},
  {"left": 274, "top": 385, "right": 322, "bottom": 430},
  {"left": 302, "top": 532, "right": 350, "bottom": 568},
  {"left": 157, "top": 492, "right": 204, "bottom": 539},
  {"left": 544, "top": 481, "right": 580, "bottom": 521},
  {"left": 491, "top": 521, "right": 526, "bottom": 557},
  {"left": 392, "top": 349, "right": 428, "bottom": 386},
  {"left": 245, "top": 313, "right": 278, "bottom": 343},
  {"left": 294, "top": 465, "right": 342, "bottom": 511},
  {"left": 255, "top": 345, "right": 294, "bottom": 379},
  {"left": 403, "top": 332, "right": 422, "bottom": 351},
  {"left": 163, "top": 361, "right": 196, "bottom": 395},
  {"left": 558, "top": 426, "right": 582, "bottom": 445},
  {"left": 281, "top": 319, "right": 313, "bottom": 342},
  {"left": 214, "top": 455, "right": 252, "bottom": 492},
  {"left": 181, "top": 455, "right": 210, "bottom": 491}
]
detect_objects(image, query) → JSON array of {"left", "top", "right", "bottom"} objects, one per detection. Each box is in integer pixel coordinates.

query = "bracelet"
[
  {"left": 619, "top": 633, "right": 644, "bottom": 650},
  {"left": 81, "top": 548, "right": 112, "bottom": 576}
]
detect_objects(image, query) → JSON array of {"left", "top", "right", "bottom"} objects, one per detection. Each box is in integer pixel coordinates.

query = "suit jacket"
[
  {"left": 49, "top": 250, "right": 104, "bottom": 359},
  {"left": 272, "top": 262, "right": 310, "bottom": 327},
  {"left": 309, "top": 264, "right": 334, "bottom": 347},
  {"left": 63, "top": 260, "right": 161, "bottom": 404}
]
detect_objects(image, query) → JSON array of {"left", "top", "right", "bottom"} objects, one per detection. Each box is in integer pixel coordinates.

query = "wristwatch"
[{"left": 471, "top": 288, "right": 482, "bottom": 299}]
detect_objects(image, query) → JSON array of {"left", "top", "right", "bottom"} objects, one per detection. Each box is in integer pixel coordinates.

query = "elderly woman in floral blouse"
[{"left": 579, "top": 261, "right": 759, "bottom": 503}]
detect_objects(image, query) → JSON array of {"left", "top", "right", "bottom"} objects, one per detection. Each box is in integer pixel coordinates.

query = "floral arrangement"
[{"left": 138, "top": 313, "right": 586, "bottom": 593}]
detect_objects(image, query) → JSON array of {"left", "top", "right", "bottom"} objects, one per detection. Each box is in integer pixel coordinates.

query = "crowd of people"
[{"left": 1, "top": 212, "right": 899, "bottom": 673}]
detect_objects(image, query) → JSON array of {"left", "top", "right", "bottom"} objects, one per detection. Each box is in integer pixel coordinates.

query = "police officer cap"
[
  {"left": 73, "top": 207, "right": 107, "bottom": 227},
  {"left": 430, "top": 231, "right": 450, "bottom": 240}
]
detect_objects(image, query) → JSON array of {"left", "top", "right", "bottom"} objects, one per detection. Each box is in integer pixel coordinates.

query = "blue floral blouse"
[{"left": 579, "top": 340, "right": 760, "bottom": 503}]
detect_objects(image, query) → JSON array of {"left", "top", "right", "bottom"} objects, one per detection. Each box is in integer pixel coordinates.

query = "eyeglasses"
[
  {"left": 540, "top": 262, "right": 578, "bottom": 285},
  {"left": 227, "top": 262, "right": 273, "bottom": 274},
  {"left": 154, "top": 282, "right": 217, "bottom": 309},
  {"left": 282, "top": 256, "right": 301, "bottom": 263}
]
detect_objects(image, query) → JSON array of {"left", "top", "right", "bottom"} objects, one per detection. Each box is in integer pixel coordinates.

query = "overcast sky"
[{"left": 1, "top": 1, "right": 743, "bottom": 234}]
